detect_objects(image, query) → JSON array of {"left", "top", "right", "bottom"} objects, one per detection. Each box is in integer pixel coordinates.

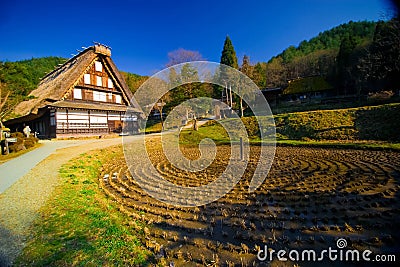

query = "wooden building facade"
[{"left": 5, "top": 45, "right": 142, "bottom": 138}]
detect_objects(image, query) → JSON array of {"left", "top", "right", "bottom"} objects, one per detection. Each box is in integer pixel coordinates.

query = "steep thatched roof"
[
  {"left": 283, "top": 76, "right": 333, "bottom": 95},
  {"left": 12, "top": 45, "right": 139, "bottom": 117}
]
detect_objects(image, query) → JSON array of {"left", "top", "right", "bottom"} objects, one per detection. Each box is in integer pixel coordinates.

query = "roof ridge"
[
  {"left": 40, "top": 46, "right": 93, "bottom": 82},
  {"left": 40, "top": 44, "right": 112, "bottom": 82}
]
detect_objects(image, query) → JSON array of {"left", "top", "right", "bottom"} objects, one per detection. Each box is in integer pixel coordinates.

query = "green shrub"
[
  {"left": 181, "top": 103, "right": 400, "bottom": 143},
  {"left": 241, "top": 117, "right": 260, "bottom": 138},
  {"left": 274, "top": 103, "right": 400, "bottom": 141}
]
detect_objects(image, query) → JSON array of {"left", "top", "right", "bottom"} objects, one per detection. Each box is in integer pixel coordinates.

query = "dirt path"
[
  {"left": 0, "top": 137, "right": 132, "bottom": 266},
  {"left": 0, "top": 139, "right": 115, "bottom": 193}
]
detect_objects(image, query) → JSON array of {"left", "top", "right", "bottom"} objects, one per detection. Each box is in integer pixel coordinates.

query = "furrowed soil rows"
[{"left": 99, "top": 140, "right": 400, "bottom": 266}]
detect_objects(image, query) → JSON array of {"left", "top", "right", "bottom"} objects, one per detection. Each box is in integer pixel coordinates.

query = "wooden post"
[
  {"left": 5, "top": 140, "right": 9, "bottom": 155},
  {"left": 240, "top": 137, "right": 244, "bottom": 161},
  {"left": 193, "top": 117, "right": 198, "bottom": 131},
  {"left": 1, "top": 140, "right": 9, "bottom": 155},
  {"left": 229, "top": 85, "right": 233, "bottom": 109}
]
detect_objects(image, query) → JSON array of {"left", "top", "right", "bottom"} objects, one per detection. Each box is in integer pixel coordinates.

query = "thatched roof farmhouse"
[{"left": 5, "top": 44, "right": 142, "bottom": 138}]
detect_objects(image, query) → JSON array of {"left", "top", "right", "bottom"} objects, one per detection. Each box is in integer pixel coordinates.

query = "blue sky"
[{"left": 0, "top": 0, "right": 393, "bottom": 76}]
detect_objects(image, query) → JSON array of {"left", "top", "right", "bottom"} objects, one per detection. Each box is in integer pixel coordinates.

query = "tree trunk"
[
  {"left": 240, "top": 97, "right": 244, "bottom": 117},
  {"left": 225, "top": 84, "right": 229, "bottom": 106},
  {"left": 229, "top": 85, "right": 233, "bottom": 108}
]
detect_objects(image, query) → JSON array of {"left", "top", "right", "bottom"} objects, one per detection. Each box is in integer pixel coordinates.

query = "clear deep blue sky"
[{"left": 0, "top": 0, "right": 393, "bottom": 76}]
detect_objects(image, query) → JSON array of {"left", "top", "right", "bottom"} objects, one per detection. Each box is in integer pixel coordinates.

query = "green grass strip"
[{"left": 16, "top": 147, "right": 152, "bottom": 266}]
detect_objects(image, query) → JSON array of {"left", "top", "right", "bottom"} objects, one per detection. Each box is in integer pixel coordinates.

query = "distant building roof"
[
  {"left": 261, "top": 87, "right": 282, "bottom": 93},
  {"left": 283, "top": 76, "right": 333, "bottom": 95}
]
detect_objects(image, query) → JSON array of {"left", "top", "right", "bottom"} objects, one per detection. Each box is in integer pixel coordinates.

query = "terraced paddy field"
[{"left": 100, "top": 139, "right": 400, "bottom": 266}]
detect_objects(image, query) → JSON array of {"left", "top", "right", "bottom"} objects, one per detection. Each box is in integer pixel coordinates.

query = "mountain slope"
[{"left": 273, "top": 20, "right": 377, "bottom": 63}]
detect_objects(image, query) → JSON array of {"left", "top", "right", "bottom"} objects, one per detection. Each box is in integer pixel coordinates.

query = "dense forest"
[
  {"left": 1, "top": 19, "right": 399, "bottom": 120},
  {"left": 120, "top": 72, "right": 149, "bottom": 94},
  {"left": 248, "top": 20, "right": 378, "bottom": 88},
  {"left": 276, "top": 21, "right": 376, "bottom": 63},
  {"left": 248, "top": 19, "right": 399, "bottom": 97},
  {"left": 0, "top": 57, "right": 66, "bottom": 97},
  {"left": 0, "top": 57, "right": 66, "bottom": 118}
]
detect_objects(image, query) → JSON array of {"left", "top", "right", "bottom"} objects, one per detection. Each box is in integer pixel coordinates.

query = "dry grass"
[
  {"left": 16, "top": 146, "right": 152, "bottom": 266},
  {"left": 98, "top": 138, "right": 400, "bottom": 265}
]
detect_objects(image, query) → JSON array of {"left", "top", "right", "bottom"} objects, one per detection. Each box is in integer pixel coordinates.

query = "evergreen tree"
[
  {"left": 218, "top": 36, "right": 239, "bottom": 108},
  {"left": 336, "top": 35, "right": 357, "bottom": 95},
  {"left": 370, "top": 19, "right": 400, "bottom": 91},
  {"left": 337, "top": 35, "right": 357, "bottom": 68},
  {"left": 252, "top": 62, "right": 267, "bottom": 87},
  {"left": 240, "top": 55, "right": 252, "bottom": 77},
  {"left": 220, "top": 36, "right": 238, "bottom": 69}
]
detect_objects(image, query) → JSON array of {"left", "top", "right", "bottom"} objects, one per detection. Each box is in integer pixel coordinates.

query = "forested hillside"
[
  {"left": 0, "top": 57, "right": 67, "bottom": 119},
  {"left": 248, "top": 19, "right": 399, "bottom": 98},
  {"left": 248, "top": 21, "right": 377, "bottom": 88},
  {"left": 276, "top": 21, "right": 376, "bottom": 63},
  {"left": 0, "top": 57, "right": 66, "bottom": 96},
  {"left": 1, "top": 19, "right": 399, "bottom": 121},
  {"left": 120, "top": 72, "right": 149, "bottom": 94}
]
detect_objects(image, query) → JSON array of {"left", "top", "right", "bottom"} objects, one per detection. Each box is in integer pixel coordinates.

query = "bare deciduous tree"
[{"left": 166, "top": 48, "right": 203, "bottom": 67}]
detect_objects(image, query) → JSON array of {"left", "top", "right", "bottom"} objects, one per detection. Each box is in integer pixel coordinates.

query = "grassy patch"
[
  {"left": 179, "top": 103, "right": 400, "bottom": 151},
  {"left": 179, "top": 123, "right": 229, "bottom": 145},
  {"left": 274, "top": 103, "right": 400, "bottom": 141},
  {"left": 275, "top": 139, "right": 400, "bottom": 151},
  {"left": 16, "top": 146, "right": 152, "bottom": 266},
  {"left": 144, "top": 121, "right": 163, "bottom": 134},
  {"left": 151, "top": 103, "right": 400, "bottom": 142}
]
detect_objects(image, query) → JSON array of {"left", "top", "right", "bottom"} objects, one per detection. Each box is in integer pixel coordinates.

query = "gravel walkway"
[
  {"left": 0, "top": 137, "right": 128, "bottom": 266},
  {"left": 0, "top": 139, "right": 110, "bottom": 193}
]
